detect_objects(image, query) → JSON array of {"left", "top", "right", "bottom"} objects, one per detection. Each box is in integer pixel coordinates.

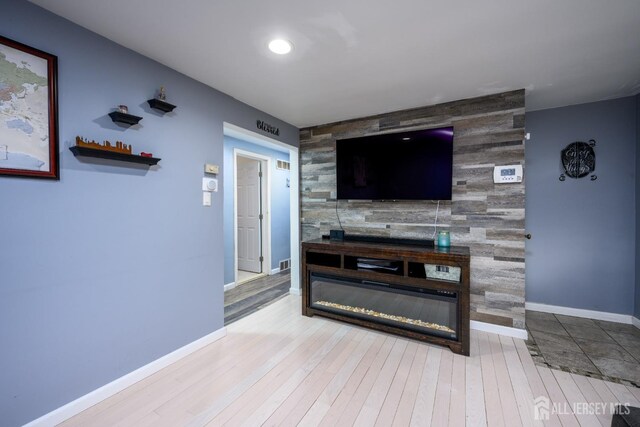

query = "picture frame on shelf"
[{"left": 0, "top": 35, "right": 59, "bottom": 179}]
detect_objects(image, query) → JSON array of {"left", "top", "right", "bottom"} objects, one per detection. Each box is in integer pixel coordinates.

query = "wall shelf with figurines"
[
  {"left": 147, "top": 86, "right": 176, "bottom": 113},
  {"left": 147, "top": 99, "right": 176, "bottom": 113},
  {"left": 69, "top": 136, "right": 160, "bottom": 166},
  {"left": 108, "top": 104, "right": 142, "bottom": 126}
]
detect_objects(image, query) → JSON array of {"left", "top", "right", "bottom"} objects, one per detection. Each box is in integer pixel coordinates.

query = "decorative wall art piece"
[
  {"left": 559, "top": 139, "right": 597, "bottom": 181},
  {"left": 0, "top": 35, "right": 58, "bottom": 179}
]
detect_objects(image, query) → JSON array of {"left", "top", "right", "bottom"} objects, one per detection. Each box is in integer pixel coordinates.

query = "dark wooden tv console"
[{"left": 302, "top": 237, "right": 470, "bottom": 355}]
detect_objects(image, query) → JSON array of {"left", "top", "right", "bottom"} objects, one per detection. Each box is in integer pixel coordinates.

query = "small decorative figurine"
[
  {"left": 140, "top": 152, "right": 153, "bottom": 158},
  {"left": 157, "top": 86, "right": 166, "bottom": 101},
  {"left": 75, "top": 136, "right": 132, "bottom": 155},
  {"left": 118, "top": 105, "right": 129, "bottom": 114}
]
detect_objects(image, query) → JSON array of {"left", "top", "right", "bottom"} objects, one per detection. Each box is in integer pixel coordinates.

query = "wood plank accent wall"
[{"left": 299, "top": 89, "right": 526, "bottom": 329}]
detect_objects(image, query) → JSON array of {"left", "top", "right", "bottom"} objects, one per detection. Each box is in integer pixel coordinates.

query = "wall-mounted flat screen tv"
[{"left": 336, "top": 126, "right": 453, "bottom": 201}]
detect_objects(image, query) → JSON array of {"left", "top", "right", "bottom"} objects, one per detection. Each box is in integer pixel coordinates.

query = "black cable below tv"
[{"left": 322, "top": 232, "right": 435, "bottom": 248}]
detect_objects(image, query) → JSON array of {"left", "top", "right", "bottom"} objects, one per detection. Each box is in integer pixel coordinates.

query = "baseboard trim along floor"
[
  {"left": 289, "top": 286, "right": 301, "bottom": 296},
  {"left": 24, "top": 327, "right": 227, "bottom": 427},
  {"left": 470, "top": 320, "right": 528, "bottom": 340},
  {"left": 525, "top": 302, "right": 635, "bottom": 325}
]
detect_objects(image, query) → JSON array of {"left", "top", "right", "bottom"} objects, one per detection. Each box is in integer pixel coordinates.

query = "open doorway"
[{"left": 223, "top": 123, "right": 300, "bottom": 324}]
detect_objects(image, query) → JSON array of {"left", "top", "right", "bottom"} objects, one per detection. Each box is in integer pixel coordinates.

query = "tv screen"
[{"left": 336, "top": 126, "right": 453, "bottom": 200}]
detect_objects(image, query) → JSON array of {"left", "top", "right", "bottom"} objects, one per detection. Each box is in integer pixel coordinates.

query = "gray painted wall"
[
  {"left": 0, "top": 0, "right": 297, "bottom": 425},
  {"left": 525, "top": 97, "right": 636, "bottom": 315},
  {"left": 636, "top": 94, "right": 640, "bottom": 318},
  {"left": 223, "top": 136, "right": 291, "bottom": 284}
]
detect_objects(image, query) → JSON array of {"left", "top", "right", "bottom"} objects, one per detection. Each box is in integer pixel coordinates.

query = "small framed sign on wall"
[{"left": 0, "top": 35, "right": 59, "bottom": 179}]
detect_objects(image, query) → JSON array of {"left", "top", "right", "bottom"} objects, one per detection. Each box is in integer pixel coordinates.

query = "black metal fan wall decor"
[{"left": 559, "top": 139, "right": 597, "bottom": 181}]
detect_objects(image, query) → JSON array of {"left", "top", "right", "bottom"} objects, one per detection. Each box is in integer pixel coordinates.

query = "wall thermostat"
[{"left": 493, "top": 165, "right": 523, "bottom": 184}]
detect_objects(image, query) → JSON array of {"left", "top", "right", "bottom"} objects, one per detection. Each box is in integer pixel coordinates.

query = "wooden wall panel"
[{"left": 300, "top": 90, "right": 526, "bottom": 329}]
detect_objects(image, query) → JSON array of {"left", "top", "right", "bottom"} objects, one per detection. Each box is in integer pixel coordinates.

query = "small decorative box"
[{"left": 424, "top": 263, "right": 461, "bottom": 282}]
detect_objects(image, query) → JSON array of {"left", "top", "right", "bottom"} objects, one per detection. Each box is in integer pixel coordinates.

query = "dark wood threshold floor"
[{"left": 224, "top": 270, "right": 290, "bottom": 325}]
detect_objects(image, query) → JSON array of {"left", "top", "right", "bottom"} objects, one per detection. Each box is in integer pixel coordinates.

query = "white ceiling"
[{"left": 31, "top": 0, "right": 640, "bottom": 128}]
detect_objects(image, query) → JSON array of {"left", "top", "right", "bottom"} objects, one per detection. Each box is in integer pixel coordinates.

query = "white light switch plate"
[{"left": 203, "top": 192, "right": 212, "bottom": 206}]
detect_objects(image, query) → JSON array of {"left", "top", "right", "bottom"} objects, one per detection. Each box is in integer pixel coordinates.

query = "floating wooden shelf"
[
  {"left": 69, "top": 146, "right": 160, "bottom": 165},
  {"left": 147, "top": 98, "right": 176, "bottom": 113},
  {"left": 108, "top": 111, "right": 142, "bottom": 126}
]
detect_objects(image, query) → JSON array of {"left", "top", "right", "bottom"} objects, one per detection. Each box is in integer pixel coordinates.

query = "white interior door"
[{"left": 237, "top": 156, "right": 262, "bottom": 273}]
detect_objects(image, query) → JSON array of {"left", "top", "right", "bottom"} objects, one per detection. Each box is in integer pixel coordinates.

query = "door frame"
[
  {"left": 224, "top": 122, "right": 300, "bottom": 294},
  {"left": 233, "top": 148, "right": 271, "bottom": 286}
]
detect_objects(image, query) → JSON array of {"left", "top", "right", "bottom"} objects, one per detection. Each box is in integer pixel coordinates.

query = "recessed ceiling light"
[
  {"left": 268, "top": 39, "right": 293, "bottom": 55},
  {"left": 402, "top": 137, "right": 411, "bottom": 140}
]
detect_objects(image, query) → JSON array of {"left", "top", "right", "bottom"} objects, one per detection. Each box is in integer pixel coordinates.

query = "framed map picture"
[{"left": 0, "top": 35, "right": 58, "bottom": 179}]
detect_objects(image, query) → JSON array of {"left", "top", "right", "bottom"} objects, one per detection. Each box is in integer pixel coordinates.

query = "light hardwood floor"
[{"left": 62, "top": 296, "right": 640, "bottom": 426}]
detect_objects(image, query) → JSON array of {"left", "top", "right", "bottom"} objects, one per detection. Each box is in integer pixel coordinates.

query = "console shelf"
[{"left": 302, "top": 237, "right": 470, "bottom": 355}]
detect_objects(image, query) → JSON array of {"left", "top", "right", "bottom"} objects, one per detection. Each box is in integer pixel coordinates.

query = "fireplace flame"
[{"left": 315, "top": 301, "right": 455, "bottom": 334}]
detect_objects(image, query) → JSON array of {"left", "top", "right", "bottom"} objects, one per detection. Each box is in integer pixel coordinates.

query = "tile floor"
[{"left": 525, "top": 310, "right": 640, "bottom": 387}]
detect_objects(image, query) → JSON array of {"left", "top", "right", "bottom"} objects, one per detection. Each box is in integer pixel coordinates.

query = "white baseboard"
[
  {"left": 270, "top": 267, "right": 280, "bottom": 275},
  {"left": 470, "top": 320, "right": 528, "bottom": 340},
  {"left": 224, "top": 282, "right": 236, "bottom": 292},
  {"left": 289, "top": 286, "right": 301, "bottom": 296},
  {"left": 24, "top": 327, "right": 227, "bottom": 427},
  {"left": 633, "top": 316, "right": 640, "bottom": 330},
  {"left": 525, "top": 302, "right": 633, "bottom": 324}
]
